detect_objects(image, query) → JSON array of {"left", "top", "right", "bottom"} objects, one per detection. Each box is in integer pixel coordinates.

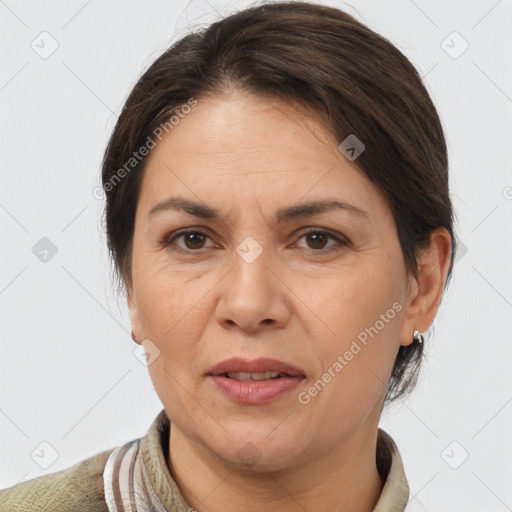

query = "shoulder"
[{"left": 0, "top": 446, "right": 116, "bottom": 512}]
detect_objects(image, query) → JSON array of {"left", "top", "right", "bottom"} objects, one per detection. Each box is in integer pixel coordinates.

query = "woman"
[{"left": 0, "top": 2, "right": 455, "bottom": 511}]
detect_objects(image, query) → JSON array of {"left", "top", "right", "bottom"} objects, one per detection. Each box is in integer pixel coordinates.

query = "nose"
[{"left": 215, "top": 242, "right": 291, "bottom": 333}]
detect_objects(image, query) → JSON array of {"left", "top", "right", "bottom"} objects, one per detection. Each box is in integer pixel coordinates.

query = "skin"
[{"left": 127, "top": 90, "right": 452, "bottom": 512}]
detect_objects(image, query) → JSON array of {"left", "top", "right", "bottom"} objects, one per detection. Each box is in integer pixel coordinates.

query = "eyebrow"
[{"left": 147, "top": 196, "right": 369, "bottom": 223}]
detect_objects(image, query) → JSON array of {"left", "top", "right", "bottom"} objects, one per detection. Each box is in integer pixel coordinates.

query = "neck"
[{"left": 167, "top": 423, "right": 384, "bottom": 512}]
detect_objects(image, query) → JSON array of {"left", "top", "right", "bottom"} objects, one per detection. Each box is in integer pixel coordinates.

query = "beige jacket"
[{"left": 0, "top": 409, "right": 412, "bottom": 511}]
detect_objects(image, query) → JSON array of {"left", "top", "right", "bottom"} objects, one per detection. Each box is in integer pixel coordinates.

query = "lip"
[
  {"left": 207, "top": 357, "right": 306, "bottom": 377},
  {"left": 206, "top": 357, "right": 306, "bottom": 405}
]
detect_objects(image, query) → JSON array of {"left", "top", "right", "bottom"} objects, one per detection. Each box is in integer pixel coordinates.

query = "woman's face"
[{"left": 128, "top": 91, "right": 419, "bottom": 470}]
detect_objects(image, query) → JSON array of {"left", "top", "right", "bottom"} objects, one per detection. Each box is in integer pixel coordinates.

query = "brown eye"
[
  {"left": 181, "top": 232, "right": 207, "bottom": 250},
  {"left": 162, "top": 230, "right": 214, "bottom": 252},
  {"left": 295, "top": 228, "right": 348, "bottom": 253},
  {"left": 305, "top": 232, "right": 330, "bottom": 250}
]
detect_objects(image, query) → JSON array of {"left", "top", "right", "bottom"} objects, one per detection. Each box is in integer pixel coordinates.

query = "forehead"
[
  {"left": 150, "top": 92, "right": 337, "bottom": 166},
  {"left": 137, "top": 92, "right": 387, "bottom": 221}
]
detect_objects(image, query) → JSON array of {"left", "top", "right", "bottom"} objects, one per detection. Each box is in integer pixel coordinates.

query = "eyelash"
[{"left": 160, "top": 227, "right": 348, "bottom": 255}]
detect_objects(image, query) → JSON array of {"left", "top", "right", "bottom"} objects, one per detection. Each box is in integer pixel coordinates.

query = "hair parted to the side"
[{"left": 100, "top": 1, "right": 457, "bottom": 404}]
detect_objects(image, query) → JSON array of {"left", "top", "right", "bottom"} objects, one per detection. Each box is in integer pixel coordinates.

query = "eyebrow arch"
[{"left": 147, "top": 196, "right": 369, "bottom": 223}]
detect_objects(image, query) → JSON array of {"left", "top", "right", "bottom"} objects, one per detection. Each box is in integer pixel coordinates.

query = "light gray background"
[{"left": 1, "top": 1, "right": 511, "bottom": 510}]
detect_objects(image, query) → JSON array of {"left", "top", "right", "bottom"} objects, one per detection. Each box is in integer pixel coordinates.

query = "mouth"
[
  {"left": 206, "top": 357, "right": 306, "bottom": 379},
  {"left": 206, "top": 357, "right": 306, "bottom": 404}
]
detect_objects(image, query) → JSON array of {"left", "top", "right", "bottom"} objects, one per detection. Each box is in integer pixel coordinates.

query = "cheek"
[
  {"left": 303, "top": 263, "right": 403, "bottom": 399},
  {"left": 295, "top": 261, "right": 399, "bottom": 342},
  {"left": 136, "top": 255, "right": 206, "bottom": 326},
  {"left": 134, "top": 260, "right": 214, "bottom": 371}
]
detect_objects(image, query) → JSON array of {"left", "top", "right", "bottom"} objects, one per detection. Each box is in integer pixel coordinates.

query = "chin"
[
  {"left": 208, "top": 427, "right": 310, "bottom": 473},
  {"left": 219, "top": 444, "right": 306, "bottom": 473}
]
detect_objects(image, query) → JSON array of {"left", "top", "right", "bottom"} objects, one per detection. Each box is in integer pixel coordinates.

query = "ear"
[
  {"left": 127, "top": 284, "right": 142, "bottom": 344},
  {"left": 400, "top": 227, "right": 452, "bottom": 347}
]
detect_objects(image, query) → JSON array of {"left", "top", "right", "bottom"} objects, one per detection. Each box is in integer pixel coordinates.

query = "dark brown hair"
[{"left": 101, "top": 1, "right": 457, "bottom": 403}]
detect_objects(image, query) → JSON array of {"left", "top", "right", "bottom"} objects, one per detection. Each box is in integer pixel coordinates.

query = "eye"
[
  {"left": 161, "top": 229, "right": 215, "bottom": 252},
  {"left": 294, "top": 228, "right": 348, "bottom": 253}
]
